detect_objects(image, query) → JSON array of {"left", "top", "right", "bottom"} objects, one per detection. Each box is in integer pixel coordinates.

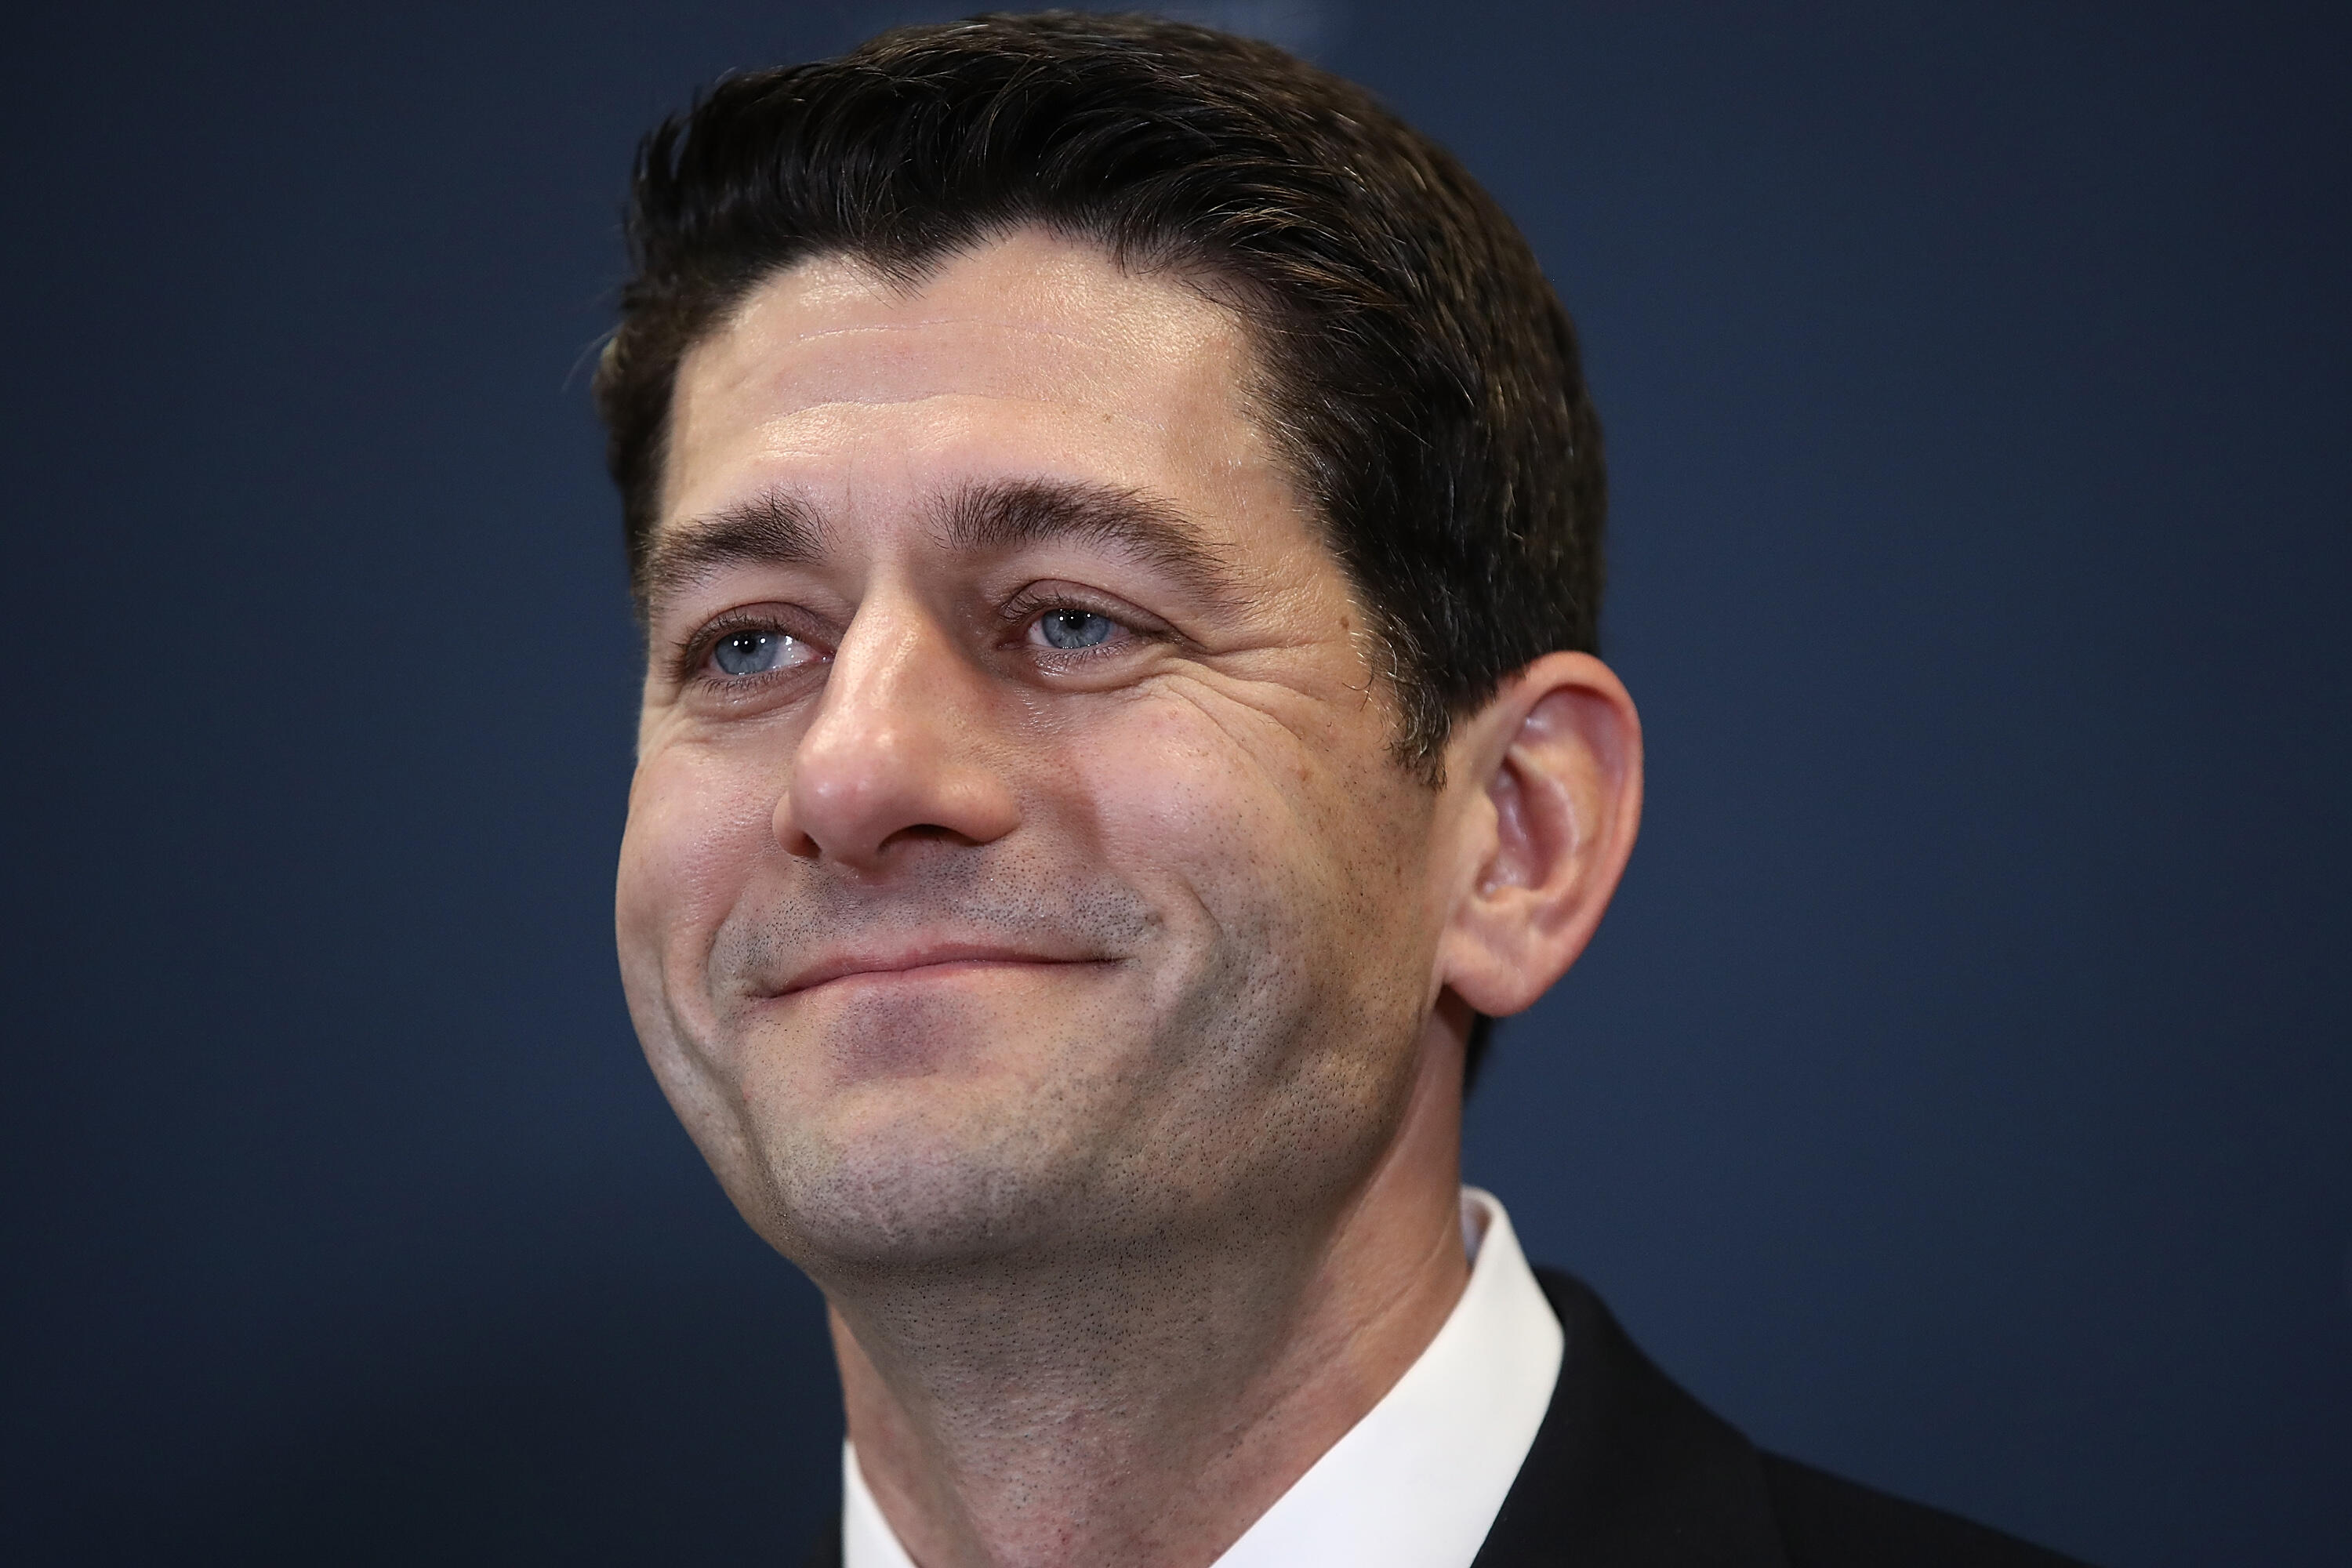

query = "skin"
[{"left": 615, "top": 229, "right": 1643, "bottom": 1568}]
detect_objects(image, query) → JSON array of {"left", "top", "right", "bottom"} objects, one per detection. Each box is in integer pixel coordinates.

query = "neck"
[{"left": 829, "top": 1019, "right": 1472, "bottom": 1568}]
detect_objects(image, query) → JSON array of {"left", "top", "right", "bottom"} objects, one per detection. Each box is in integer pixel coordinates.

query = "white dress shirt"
[{"left": 844, "top": 1187, "right": 1564, "bottom": 1568}]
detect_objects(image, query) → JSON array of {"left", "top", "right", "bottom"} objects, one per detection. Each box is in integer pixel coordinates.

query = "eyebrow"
[
  {"left": 937, "top": 478, "right": 1236, "bottom": 600},
  {"left": 639, "top": 478, "right": 1236, "bottom": 619},
  {"left": 638, "top": 491, "right": 826, "bottom": 617}
]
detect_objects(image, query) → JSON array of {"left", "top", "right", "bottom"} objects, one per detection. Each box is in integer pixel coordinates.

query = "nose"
[{"left": 777, "top": 601, "right": 1021, "bottom": 869}]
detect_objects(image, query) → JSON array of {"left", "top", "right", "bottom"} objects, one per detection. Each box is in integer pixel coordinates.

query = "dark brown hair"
[{"left": 595, "top": 10, "right": 1608, "bottom": 1082}]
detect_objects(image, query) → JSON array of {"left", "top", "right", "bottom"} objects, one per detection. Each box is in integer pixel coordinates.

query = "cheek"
[
  {"left": 616, "top": 742, "right": 782, "bottom": 993},
  {"left": 1070, "top": 695, "right": 1417, "bottom": 983},
  {"left": 1080, "top": 705, "right": 1279, "bottom": 887}
]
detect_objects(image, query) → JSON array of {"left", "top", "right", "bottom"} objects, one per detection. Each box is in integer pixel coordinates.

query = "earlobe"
[{"left": 1438, "top": 652, "right": 1642, "bottom": 1018}]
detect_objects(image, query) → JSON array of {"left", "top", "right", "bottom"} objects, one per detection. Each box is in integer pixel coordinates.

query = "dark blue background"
[{"left": 4, "top": 3, "right": 2344, "bottom": 1563}]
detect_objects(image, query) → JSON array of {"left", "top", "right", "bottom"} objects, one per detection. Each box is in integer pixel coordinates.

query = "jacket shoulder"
[
  {"left": 1759, "top": 1452, "right": 2089, "bottom": 1567},
  {"left": 1474, "top": 1269, "right": 2089, "bottom": 1568}
]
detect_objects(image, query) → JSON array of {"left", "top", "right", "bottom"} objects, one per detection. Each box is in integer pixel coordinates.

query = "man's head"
[{"left": 602, "top": 14, "right": 1639, "bottom": 1286}]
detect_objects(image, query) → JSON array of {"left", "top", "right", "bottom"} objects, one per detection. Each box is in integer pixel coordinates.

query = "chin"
[
  {"left": 722, "top": 1010, "right": 1120, "bottom": 1272},
  {"left": 751, "top": 1089, "right": 1102, "bottom": 1271}
]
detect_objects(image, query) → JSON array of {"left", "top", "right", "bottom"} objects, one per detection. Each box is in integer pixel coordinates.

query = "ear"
[{"left": 1435, "top": 652, "right": 1643, "bottom": 1018}]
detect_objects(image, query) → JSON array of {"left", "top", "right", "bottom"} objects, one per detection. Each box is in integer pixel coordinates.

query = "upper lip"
[{"left": 772, "top": 940, "right": 1097, "bottom": 996}]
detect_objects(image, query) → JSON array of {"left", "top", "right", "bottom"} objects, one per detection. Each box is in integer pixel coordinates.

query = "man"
[{"left": 600, "top": 13, "right": 2081, "bottom": 1566}]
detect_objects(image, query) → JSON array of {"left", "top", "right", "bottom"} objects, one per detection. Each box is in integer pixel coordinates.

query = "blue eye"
[
  {"left": 711, "top": 630, "right": 800, "bottom": 676},
  {"left": 1038, "top": 608, "right": 1116, "bottom": 651}
]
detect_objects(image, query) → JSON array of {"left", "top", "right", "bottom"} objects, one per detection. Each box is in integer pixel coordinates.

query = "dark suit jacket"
[{"left": 804, "top": 1267, "right": 2089, "bottom": 1566}]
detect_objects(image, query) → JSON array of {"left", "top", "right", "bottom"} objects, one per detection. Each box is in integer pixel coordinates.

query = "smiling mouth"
[{"left": 777, "top": 948, "right": 1102, "bottom": 996}]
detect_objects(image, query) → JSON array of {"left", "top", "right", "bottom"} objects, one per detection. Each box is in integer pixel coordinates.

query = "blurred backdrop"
[{"left": 3, "top": 2, "right": 2346, "bottom": 1563}]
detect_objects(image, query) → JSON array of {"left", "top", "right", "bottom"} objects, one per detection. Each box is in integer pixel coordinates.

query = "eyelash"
[
  {"left": 672, "top": 608, "right": 829, "bottom": 688},
  {"left": 998, "top": 586, "right": 1155, "bottom": 655}
]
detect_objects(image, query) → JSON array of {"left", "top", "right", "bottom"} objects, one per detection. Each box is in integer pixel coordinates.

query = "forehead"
[{"left": 659, "top": 230, "right": 1285, "bottom": 541}]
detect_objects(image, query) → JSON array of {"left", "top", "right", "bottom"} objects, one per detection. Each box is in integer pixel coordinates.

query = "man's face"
[{"left": 617, "top": 231, "right": 1456, "bottom": 1272}]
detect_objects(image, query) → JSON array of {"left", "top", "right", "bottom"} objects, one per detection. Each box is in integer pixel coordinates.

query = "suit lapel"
[
  {"left": 1470, "top": 1269, "right": 1791, "bottom": 1568},
  {"left": 804, "top": 1508, "right": 843, "bottom": 1568}
]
